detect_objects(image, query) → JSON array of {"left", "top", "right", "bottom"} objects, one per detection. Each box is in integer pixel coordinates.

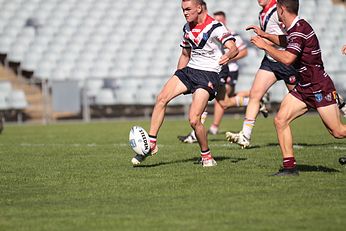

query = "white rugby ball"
[{"left": 129, "top": 126, "right": 150, "bottom": 156}]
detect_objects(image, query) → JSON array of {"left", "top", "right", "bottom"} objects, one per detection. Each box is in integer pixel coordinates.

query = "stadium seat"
[
  {"left": 95, "top": 89, "right": 116, "bottom": 105},
  {"left": 0, "top": 92, "right": 10, "bottom": 110},
  {"left": 9, "top": 90, "right": 28, "bottom": 110},
  {"left": 0, "top": 0, "right": 344, "bottom": 108}
]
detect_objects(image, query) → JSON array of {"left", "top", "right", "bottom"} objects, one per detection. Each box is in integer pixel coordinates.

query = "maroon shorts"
[{"left": 290, "top": 78, "right": 337, "bottom": 109}]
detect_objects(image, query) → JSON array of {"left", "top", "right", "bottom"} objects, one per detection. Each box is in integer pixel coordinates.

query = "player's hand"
[
  {"left": 219, "top": 54, "right": 231, "bottom": 65},
  {"left": 246, "top": 25, "right": 265, "bottom": 37},
  {"left": 250, "top": 36, "right": 267, "bottom": 50},
  {"left": 342, "top": 45, "right": 346, "bottom": 55}
]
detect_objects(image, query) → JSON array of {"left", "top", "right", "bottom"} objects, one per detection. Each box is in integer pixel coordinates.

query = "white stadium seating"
[{"left": 0, "top": 0, "right": 344, "bottom": 107}]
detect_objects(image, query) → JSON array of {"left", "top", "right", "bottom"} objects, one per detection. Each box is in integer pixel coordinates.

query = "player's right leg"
[
  {"left": 272, "top": 93, "right": 308, "bottom": 176},
  {"left": 132, "top": 75, "right": 188, "bottom": 165},
  {"left": 226, "top": 69, "right": 277, "bottom": 148},
  {"left": 317, "top": 104, "right": 346, "bottom": 139},
  {"left": 190, "top": 88, "right": 217, "bottom": 167}
]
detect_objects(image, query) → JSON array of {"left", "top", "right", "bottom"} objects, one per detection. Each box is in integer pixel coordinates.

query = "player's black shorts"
[
  {"left": 175, "top": 66, "right": 220, "bottom": 101},
  {"left": 219, "top": 65, "right": 238, "bottom": 86},
  {"left": 259, "top": 56, "right": 300, "bottom": 85}
]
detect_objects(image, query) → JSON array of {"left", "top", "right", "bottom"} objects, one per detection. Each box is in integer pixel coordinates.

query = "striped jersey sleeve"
[
  {"left": 180, "top": 25, "right": 191, "bottom": 49},
  {"left": 214, "top": 24, "right": 235, "bottom": 45}
]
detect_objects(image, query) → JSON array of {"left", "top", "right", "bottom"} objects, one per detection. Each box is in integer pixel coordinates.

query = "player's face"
[
  {"left": 213, "top": 15, "right": 226, "bottom": 25},
  {"left": 182, "top": 0, "right": 201, "bottom": 23},
  {"left": 257, "top": 0, "right": 271, "bottom": 7}
]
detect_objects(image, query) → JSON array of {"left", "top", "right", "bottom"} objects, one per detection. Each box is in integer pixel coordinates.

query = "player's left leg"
[
  {"left": 178, "top": 110, "right": 207, "bottom": 143},
  {"left": 210, "top": 84, "right": 231, "bottom": 135},
  {"left": 317, "top": 104, "right": 346, "bottom": 138},
  {"left": 190, "top": 88, "right": 216, "bottom": 167},
  {"left": 273, "top": 94, "right": 308, "bottom": 176}
]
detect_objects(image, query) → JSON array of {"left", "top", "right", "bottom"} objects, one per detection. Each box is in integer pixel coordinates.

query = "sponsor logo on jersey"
[
  {"left": 192, "top": 28, "right": 201, "bottom": 33},
  {"left": 325, "top": 93, "right": 332, "bottom": 102},
  {"left": 315, "top": 93, "right": 323, "bottom": 103}
]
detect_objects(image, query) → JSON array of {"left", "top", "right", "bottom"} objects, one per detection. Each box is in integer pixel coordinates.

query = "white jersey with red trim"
[
  {"left": 228, "top": 31, "right": 247, "bottom": 72},
  {"left": 180, "top": 15, "right": 235, "bottom": 73},
  {"left": 258, "top": 1, "right": 286, "bottom": 61}
]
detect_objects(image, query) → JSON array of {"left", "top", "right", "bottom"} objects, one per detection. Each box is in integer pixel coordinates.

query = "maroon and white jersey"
[
  {"left": 286, "top": 17, "right": 329, "bottom": 88},
  {"left": 180, "top": 15, "right": 235, "bottom": 73}
]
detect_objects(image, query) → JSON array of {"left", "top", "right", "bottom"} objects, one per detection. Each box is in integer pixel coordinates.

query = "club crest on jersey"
[
  {"left": 202, "top": 33, "right": 208, "bottom": 41},
  {"left": 315, "top": 93, "right": 323, "bottom": 103},
  {"left": 325, "top": 93, "right": 332, "bottom": 102},
  {"left": 332, "top": 91, "right": 337, "bottom": 99}
]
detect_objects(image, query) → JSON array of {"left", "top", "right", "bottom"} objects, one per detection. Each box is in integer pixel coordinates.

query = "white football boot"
[
  {"left": 183, "top": 133, "right": 198, "bottom": 144},
  {"left": 225, "top": 131, "right": 250, "bottom": 149},
  {"left": 131, "top": 142, "right": 158, "bottom": 165},
  {"left": 202, "top": 157, "right": 217, "bottom": 167}
]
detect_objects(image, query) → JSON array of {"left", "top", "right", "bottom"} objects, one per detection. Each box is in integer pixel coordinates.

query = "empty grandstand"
[{"left": 0, "top": 0, "right": 345, "bottom": 121}]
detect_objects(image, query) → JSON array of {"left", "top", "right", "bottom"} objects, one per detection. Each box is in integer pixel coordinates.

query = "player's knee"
[
  {"left": 189, "top": 115, "right": 200, "bottom": 129},
  {"left": 330, "top": 129, "right": 346, "bottom": 139},
  {"left": 274, "top": 114, "right": 288, "bottom": 129},
  {"left": 218, "top": 100, "right": 228, "bottom": 110},
  {"left": 249, "top": 89, "right": 262, "bottom": 102},
  {"left": 155, "top": 93, "right": 169, "bottom": 107}
]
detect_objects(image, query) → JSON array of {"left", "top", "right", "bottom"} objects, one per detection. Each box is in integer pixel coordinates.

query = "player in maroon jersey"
[{"left": 250, "top": 0, "right": 346, "bottom": 176}]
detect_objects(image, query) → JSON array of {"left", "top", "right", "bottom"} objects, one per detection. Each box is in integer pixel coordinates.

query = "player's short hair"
[
  {"left": 213, "top": 11, "right": 226, "bottom": 18},
  {"left": 182, "top": 0, "right": 206, "bottom": 7},
  {"left": 277, "top": 0, "right": 299, "bottom": 15},
  {"left": 201, "top": 0, "right": 207, "bottom": 10}
]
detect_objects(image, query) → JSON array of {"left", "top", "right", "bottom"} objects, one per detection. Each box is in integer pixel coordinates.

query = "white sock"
[
  {"left": 235, "top": 96, "right": 249, "bottom": 107},
  {"left": 242, "top": 118, "right": 255, "bottom": 140},
  {"left": 201, "top": 111, "right": 208, "bottom": 124}
]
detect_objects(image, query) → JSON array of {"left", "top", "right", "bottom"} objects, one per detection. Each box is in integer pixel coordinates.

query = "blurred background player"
[
  {"left": 131, "top": 0, "right": 239, "bottom": 167},
  {"left": 225, "top": 0, "right": 300, "bottom": 149},
  {"left": 250, "top": 0, "right": 346, "bottom": 175},
  {"left": 178, "top": 10, "right": 269, "bottom": 144}
]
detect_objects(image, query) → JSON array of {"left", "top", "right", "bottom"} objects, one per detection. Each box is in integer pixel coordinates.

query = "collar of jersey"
[
  {"left": 286, "top": 16, "right": 301, "bottom": 32},
  {"left": 189, "top": 15, "right": 214, "bottom": 38},
  {"left": 261, "top": 0, "right": 277, "bottom": 15}
]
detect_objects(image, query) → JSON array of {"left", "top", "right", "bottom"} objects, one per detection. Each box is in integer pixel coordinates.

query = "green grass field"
[{"left": 0, "top": 115, "right": 345, "bottom": 231}]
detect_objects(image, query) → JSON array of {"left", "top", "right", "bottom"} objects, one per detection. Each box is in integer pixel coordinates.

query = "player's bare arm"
[
  {"left": 219, "top": 40, "right": 239, "bottom": 65},
  {"left": 251, "top": 35, "right": 296, "bottom": 66},
  {"left": 177, "top": 47, "right": 191, "bottom": 69},
  {"left": 246, "top": 25, "right": 287, "bottom": 47},
  {"left": 229, "top": 47, "right": 248, "bottom": 62}
]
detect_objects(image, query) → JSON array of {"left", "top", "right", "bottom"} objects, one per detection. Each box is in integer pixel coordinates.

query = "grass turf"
[{"left": 0, "top": 115, "right": 345, "bottom": 231}]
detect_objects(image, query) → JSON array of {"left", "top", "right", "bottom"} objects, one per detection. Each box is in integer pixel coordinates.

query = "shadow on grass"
[
  {"left": 296, "top": 164, "right": 340, "bottom": 173},
  {"left": 134, "top": 156, "right": 247, "bottom": 168}
]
